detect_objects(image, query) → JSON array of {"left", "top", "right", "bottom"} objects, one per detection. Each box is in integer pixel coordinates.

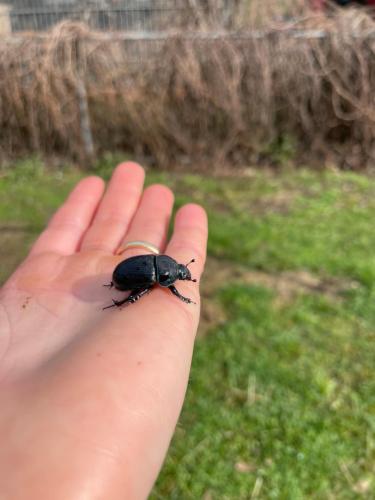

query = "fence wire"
[{"left": 0, "top": 0, "right": 190, "bottom": 33}]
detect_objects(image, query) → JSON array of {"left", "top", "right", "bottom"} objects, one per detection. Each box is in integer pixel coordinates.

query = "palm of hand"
[
  {"left": 1, "top": 250, "right": 113, "bottom": 376},
  {"left": 0, "top": 163, "right": 207, "bottom": 500}
]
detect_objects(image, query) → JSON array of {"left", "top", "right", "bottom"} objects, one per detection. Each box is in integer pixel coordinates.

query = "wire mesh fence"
[
  {"left": 0, "top": 0, "right": 192, "bottom": 34},
  {"left": 1, "top": 1, "right": 375, "bottom": 168},
  {"left": 0, "top": 0, "right": 235, "bottom": 65}
]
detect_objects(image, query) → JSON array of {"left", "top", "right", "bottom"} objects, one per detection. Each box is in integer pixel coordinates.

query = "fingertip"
[
  {"left": 81, "top": 175, "right": 106, "bottom": 192},
  {"left": 113, "top": 161, "right": 145, "bottom": 181},
  {"left": 175, "top": 203, "right": 208, "bottom": 229},
  {"left": 144, "top": 184, "right": 175, "bottom": 205},
  {"left": 83, "top": 175, "right": 105, "bottom": 185},
  {"left": 67, "top": 175, "right": 105, "bottom": 203}
]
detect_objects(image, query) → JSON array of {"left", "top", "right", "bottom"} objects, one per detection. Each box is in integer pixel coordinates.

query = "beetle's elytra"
[{"left": 103, "top": 254, "right": 197, "bottom": 310}]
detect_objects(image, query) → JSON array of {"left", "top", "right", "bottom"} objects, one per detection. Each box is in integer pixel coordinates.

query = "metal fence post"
[{"left": 75, "top": 36, "right": 95, "bottom": 162}]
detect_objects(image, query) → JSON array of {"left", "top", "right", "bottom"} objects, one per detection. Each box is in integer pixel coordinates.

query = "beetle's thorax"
[{"left": 155, "top": 254, "right": 179, "bottom": 287}]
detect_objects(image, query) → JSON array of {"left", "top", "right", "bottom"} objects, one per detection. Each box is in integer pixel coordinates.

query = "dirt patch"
[
  {"left": 198, "top": 297, "right": 228, "bottom": 337},
  {"left": 248, "top": 191, "right": 296, "bottom": 216},
  {"left": 202, "top": 257, "right": 359, "bottom": 300},
  {"left": 198, "top": 257, "right": 359, "bottom": 335}
]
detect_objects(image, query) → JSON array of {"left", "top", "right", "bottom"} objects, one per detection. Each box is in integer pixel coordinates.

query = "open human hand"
[{"left": 0, "top": 162, "right": 208, "bottom": 499}]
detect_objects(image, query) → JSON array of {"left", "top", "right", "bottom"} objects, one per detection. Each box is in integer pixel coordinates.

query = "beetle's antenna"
[{"left": 186, "top": 258, "right": 195, "bottom": 267}]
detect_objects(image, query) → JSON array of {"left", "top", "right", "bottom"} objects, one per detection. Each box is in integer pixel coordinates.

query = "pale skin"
[{"left": 0, "top": 162, "right": 208, "bottom": 499}]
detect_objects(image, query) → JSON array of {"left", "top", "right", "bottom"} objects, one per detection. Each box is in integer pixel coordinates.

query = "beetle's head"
[
  {"left": 178, "top": 264, "right": 191, "bottom": 281},
  {"left": 178, "top": 259, "right": 197, "bottom": 282}
]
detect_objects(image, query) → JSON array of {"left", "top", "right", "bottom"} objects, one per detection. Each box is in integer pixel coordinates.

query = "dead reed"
[{"left": 0, "top": 6, "right": 375, "bottom": 169}]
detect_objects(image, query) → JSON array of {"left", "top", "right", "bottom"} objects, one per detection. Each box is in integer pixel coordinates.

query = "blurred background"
[{"left": 1, "top": 1, "right": 375, "bottom": 498}]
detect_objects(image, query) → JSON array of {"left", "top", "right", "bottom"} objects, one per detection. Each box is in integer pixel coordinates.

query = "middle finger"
[{"left": 80, "top": 162, "right": 145, "bottom": 253}]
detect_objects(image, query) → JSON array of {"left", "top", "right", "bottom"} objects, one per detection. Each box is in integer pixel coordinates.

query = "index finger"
[{"left": 165, "top": 203, "right": 208, "bottom": 316}]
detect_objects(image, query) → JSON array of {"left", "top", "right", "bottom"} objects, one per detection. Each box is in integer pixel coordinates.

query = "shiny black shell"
[{"left": 112, "top": 254, "right": 179, "bottom": 291}]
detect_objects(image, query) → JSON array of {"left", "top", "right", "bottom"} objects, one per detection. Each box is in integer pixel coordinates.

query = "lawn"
[{"left": 1, "top": 158, "right": 375, "bottom": 498}]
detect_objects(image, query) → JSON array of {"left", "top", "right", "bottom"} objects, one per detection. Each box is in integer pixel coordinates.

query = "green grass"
[{"left": 1, "top": 157, "right": 375, "bottom": 498}]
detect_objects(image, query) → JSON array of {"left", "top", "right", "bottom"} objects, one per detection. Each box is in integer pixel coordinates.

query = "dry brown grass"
[{"left": 1, "top": 4, "right": 375, "bottom": 169}]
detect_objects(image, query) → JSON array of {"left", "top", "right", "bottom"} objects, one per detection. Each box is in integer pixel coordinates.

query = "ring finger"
[{"left": 115, "top": 184, "right": 174, "bottom": 259}]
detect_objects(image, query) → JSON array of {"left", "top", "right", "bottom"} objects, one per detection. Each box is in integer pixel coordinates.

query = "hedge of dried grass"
[{"left": 1, "top": 8, "right": 375, "bottom": 169}]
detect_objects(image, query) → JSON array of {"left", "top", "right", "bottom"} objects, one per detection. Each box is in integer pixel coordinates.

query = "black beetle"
[{"left": 103, "top": 254, "right": 197, "bottom": 309}]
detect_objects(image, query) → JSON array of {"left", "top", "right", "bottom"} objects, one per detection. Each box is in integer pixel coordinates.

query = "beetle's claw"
[
  {"left": 103, "top": 299, "right": 122, "bottom": 310},
  {"left": 102, "top": 302, "right": 115, "bottom": 310}
]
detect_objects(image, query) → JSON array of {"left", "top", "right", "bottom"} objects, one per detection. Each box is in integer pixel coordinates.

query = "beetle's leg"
[
  {"left": 124, "top": 287, "right": 152, "bottom": 305},
  {"left": 103, "top": 281, "right": 114, "bottom": 289},
  {"left": 168, "top": 285, "right": 196, "bottom": 305},
  {"left": 103, "top": 287, "right": 152, "bottom": 310}
]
